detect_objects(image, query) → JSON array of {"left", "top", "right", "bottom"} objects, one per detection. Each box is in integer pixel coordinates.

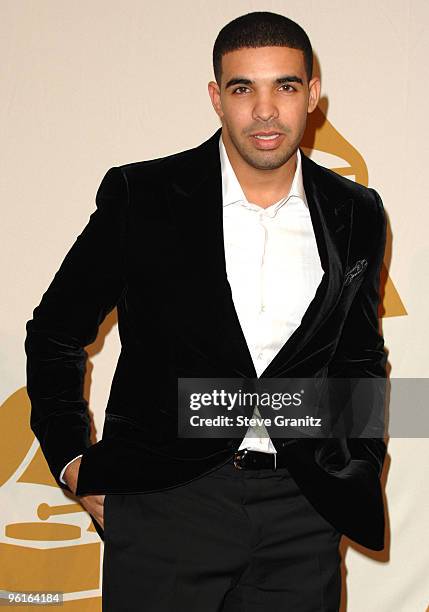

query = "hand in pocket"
[{"left": 80, "top": 494, "right": 106, "bottom": 529}]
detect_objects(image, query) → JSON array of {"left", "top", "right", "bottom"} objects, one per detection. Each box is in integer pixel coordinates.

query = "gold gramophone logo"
[
  {"left": 0, "top": 388, "right": 102, "bottom": 610},
  {"left": 1, "top": 110, "right": 405, "bottom": 609}
]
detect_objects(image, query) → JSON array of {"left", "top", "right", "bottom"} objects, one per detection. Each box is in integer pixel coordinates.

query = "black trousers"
[{"left": 101, "top": 458, "right": 342, "bottom": 611}]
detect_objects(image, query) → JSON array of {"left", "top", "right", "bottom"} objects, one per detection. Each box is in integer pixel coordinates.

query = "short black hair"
[{"left": 213, "top": 11, "right": 313, "bottom": 86}]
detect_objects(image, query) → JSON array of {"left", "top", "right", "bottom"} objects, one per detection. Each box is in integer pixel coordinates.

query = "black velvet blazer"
[{"left": 25, "top": 127, "right": 388, "bottom": 550}]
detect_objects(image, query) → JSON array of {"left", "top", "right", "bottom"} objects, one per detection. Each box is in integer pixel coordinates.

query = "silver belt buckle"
[{"left": 233, "top": 449, "right": 248, "bottom": 469}]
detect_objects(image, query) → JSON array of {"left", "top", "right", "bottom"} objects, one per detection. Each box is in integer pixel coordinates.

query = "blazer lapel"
[
  {"left": 166, "top": 128, "right": 256, "bottom": 377},
  {"left": 261, "top": 153, "right": 353, "bottom": 377},
  {"left": 166, "top": 128, "right": 353, "bottom": 379}
]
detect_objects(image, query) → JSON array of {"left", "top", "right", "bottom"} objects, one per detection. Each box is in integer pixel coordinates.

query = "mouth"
[
  {"left": 252, "top": 132, "right": 282, "bottom": 139},
  {"left": 249, "top": 132, "right": 285, "bottom": 149}
]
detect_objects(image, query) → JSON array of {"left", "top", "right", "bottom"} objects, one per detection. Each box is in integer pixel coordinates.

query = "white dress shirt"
[
  {"left": 59, "top": 135, "right": 324, "bottom": 484},
  {"left": 219, "top": 135, "right": 324, "bottom": 454}
]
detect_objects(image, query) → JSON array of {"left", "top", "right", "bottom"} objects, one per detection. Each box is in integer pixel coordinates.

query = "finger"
[
  {"left": 93, "top": 495, "right": 105, "bottom": 507},
  {"left": 84, "top": 494, "right": 105, "bottom": 507}
]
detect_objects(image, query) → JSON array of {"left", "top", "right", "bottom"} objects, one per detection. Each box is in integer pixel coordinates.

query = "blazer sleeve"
[
  {"left": 326, "top": 188, "right": 388, "bottom": 477},
  {"left": 24, "top": 166, "right": 128, "bottom": 491}
]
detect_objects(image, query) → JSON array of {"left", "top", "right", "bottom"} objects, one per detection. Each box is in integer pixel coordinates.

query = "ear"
[
  {"left": 208, "top": 81, "right": 224, "bottom": 119},
  {"left": 307, "top": 76, "right": 321, "bottom": 114}
]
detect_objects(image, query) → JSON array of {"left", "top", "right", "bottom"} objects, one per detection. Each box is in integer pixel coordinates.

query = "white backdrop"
[{"left": 1, "top": 1, "right": 428, "bottom": 610}]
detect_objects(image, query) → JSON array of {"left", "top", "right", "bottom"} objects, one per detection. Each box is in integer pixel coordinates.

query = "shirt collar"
[{"left": 219, "top": 133, "right": 308, "bottom": 214}]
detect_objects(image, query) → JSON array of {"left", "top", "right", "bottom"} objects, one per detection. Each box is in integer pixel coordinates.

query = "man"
[{"left": 25, "top": 11, "right": 387, "bottom": 611}]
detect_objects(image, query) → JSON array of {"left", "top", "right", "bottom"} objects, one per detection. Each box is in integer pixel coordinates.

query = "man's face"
[{"left": 208, "top": 46, "right": 320, "bottom": 170}]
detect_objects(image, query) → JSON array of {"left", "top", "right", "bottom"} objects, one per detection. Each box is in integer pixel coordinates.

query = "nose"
[{"left": 252, "top": 93, "right": 279, "bottom": 122}]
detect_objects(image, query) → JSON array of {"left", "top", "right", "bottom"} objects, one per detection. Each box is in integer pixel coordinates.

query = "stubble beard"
[{"left": 227, "top": 126, "right": 299, "bottom": 171}]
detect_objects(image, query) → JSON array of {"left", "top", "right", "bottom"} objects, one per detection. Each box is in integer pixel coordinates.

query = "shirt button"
[
  {"left": 260, "top": 304, "right": 266, "bottom": 312},
  {"left": 257, "top": 352, "right": 263, "bottom": 359}
]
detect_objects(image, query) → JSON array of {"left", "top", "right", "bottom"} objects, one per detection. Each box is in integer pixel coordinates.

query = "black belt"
[{"left": 232, "top": 448, "right": 289, "bottom": 470}]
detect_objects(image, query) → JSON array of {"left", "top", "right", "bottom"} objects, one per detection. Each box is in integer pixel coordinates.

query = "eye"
[
  {"left": 232, "top": 86, "right": 250, "bottom": 94},
  {"left": 280, "top": 84, "right": 296, "bottom": 92}
]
